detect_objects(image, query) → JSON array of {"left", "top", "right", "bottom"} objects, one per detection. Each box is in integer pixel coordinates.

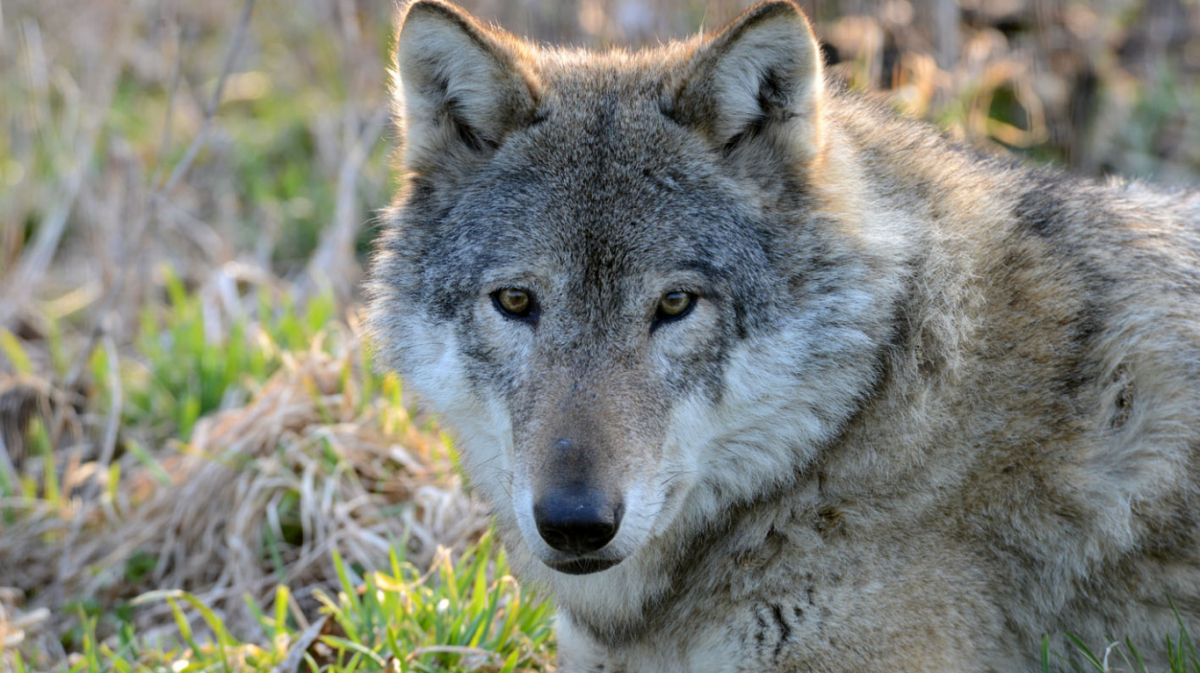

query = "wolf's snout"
[{"left": 533, "top": 488, "right": 623, "bottom": 555}]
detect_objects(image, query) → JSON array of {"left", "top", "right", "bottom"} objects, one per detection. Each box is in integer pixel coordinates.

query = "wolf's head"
[{"left": 368, "top": 0, "right": 909, "bottom": 578}]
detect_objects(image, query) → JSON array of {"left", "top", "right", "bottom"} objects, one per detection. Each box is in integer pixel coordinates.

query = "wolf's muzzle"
[{"left": 533, "top": 487, "right": 623, "bottom": 555}]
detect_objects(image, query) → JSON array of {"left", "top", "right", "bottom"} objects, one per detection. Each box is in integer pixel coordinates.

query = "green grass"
[
  {"left": 0, "top": 273, "right": 524, "bottom": 672},
  {"left": 1039, "top": 601, "right": 1200, "bottom": 673},
  {"left": 51, "top": 534, "right": 553, "bottom": 673},
  {"left": 117, "top": 266, "right": 341, "bottom": 440}
]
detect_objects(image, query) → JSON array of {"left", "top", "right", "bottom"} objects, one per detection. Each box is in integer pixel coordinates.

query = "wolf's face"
[
  {"left": 391, "top": 114, "right": 793, "bottom": 574},
  {"left": 369, "top": 1, "right": 904, "bottom": 576}
]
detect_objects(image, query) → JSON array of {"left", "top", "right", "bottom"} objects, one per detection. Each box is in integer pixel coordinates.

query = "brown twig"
[
  {"left": 302, "top": 103, "right": 390, "bottom": 301},
  {"left": 97, "top": 333, "right": 122, "bottom": 471},
  {"left": 149, "top": 18, "right": 185, "bottom": 189},
  {"left": 933, "top": 0, "right": 960, "bottom": 70},
  {"left": 158, "top": 0, "right": 256, "bottom": 197},
  {"left": 0, "top": 17, "right": 123, "bottom": 327},
  {"left": 405, "top": 645, "right": 507, "bottom": 666}
]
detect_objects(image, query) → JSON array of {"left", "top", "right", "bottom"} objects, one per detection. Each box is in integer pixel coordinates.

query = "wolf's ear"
[
  {"left": 669, "top": 1, "right": 823, "bottom": 162},
  {"left": 395, "top": 0, "right": 539, "bottom": 172}
]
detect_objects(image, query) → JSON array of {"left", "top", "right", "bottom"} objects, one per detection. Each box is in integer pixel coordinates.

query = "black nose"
[{"left": 534, "top": 488, "right": 623, "bottom": 555}]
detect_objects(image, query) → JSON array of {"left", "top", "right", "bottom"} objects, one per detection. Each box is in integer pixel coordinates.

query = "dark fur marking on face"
[
  {"left": 677, "top": 328, "right": 732, "bottom": 404},
  {"left": 677, "top": 258, "right": 732, "bottom": 282},
  {"left": 458, "top": 320, "right": 519, "bottom": 394}
]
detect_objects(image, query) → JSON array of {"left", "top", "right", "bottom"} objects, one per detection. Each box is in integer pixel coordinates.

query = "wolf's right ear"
[
  {"left": 668, "top": 1, "right": 824, "bottom": 164},
  {"left": 395, "top": 1, "right": 539, "bottom": 173}
]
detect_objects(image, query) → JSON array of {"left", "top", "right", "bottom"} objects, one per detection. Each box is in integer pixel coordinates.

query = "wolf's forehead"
[
  {"left": 490, "top": 111, "right": 719, "bottom": 239},
  {"left": 469, "top": 133, "right": 762, "bottom": 290},
  {"left": 531, "top": 59, "right": 683, "bottom": 141},
  {"left": 448, "top": 59, "right": 768, "bottom": 283},
  {"left": 487, "top": 85, "right": 702, "bottom": 210}
]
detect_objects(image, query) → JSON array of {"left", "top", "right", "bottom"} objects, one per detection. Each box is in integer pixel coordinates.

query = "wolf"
[{"left": 366, "top": 1, "right": 1200, "bottom": 670}]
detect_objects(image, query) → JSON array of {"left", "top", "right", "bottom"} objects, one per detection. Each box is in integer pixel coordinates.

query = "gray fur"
[{"left": 367, "top": 1, "right": 1200, "bottom": 670}]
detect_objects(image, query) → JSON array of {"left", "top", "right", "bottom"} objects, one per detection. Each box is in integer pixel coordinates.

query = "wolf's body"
[{"left": 366, "top": 1, "right": 1200, "bottom": 670}]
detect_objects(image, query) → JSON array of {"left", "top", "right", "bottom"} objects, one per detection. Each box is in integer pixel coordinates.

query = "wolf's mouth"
[{"left": 547, "top": 557, "right": 622, "bottom": 575}]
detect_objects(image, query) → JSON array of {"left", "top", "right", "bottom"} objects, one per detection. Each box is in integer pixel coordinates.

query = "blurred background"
[{"left": 2, "top": 0, "right": 1200, "bottom": 670}]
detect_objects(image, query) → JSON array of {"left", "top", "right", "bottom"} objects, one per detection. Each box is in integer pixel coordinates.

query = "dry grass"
[{"left": 0, "top": 315, "right": 490, "bottom": 669}]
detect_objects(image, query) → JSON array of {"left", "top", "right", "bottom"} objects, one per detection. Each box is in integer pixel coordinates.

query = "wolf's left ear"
[
  {"left": 395, "top": 0, "right": 539, "bottom": 173},
  {"left": 669, "top": 1, "right": 824, "bottom": 163}
]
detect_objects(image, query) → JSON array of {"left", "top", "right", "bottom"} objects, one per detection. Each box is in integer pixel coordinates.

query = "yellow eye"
[
  {"left": 494, "top": 288, "right": 534, "bottom": 318},
  {"left": 656, "top": 291, "right": 694, "bottom": 319}
]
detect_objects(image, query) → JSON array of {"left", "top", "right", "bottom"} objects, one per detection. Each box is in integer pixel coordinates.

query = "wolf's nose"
[{"left": 534, "top": 488, "right": 623, "bottom": 555}]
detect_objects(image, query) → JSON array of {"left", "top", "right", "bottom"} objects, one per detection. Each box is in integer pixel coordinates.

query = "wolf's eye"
[
  {"left": 492, "top": 288, "right": 536, "bottom": 320},
  {"left": 654, "top": 291, "right": 695, "bottom": 327},
  {"left": 658, "top": 292, "right": 692, "bottom": 317}
]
